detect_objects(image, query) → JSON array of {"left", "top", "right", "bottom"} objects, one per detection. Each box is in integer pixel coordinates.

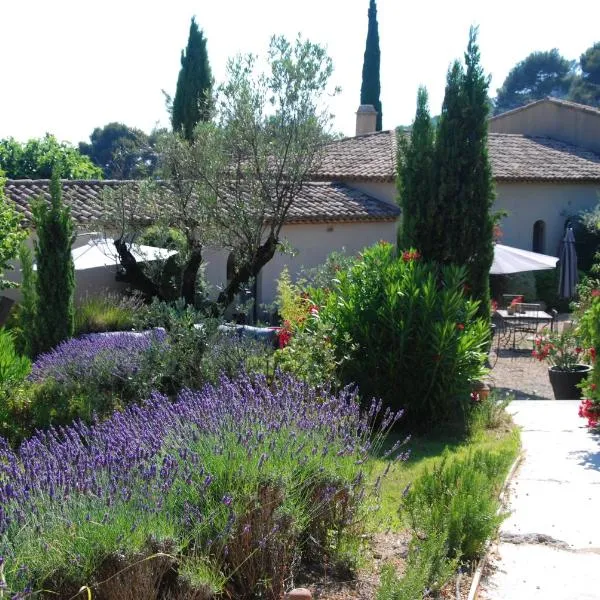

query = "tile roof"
[
  {"left": 313, "top": 130, "right": 397, "bottom": 182},
  {"left": 314, "top": 129, "right": 600, "bottom": 183},
  {"left": 3, "top": 179, "right": 399, "bottom": 227},
  {"left": 489, "top": 133, "right": 600, "bottom": 182}
]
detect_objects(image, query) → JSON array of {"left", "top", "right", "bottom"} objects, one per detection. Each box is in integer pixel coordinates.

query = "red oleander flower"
[
  {"left": 470, "top": 392, "right": 480, "bottom": 403},
  {"left": 590, "top": 348, "right": 597, "bottom": 362},
  {"left": 401, "top": 250, "right": 421, "bottom": 262},
  {"left": 591, "top": 383, "right": 597, "bottom": 391},
  {"left": 591, "top": 289, "right": 600, "bottom": 297},
  {"left": 456, "top": 323, "right": 465, "bottom": 331}
]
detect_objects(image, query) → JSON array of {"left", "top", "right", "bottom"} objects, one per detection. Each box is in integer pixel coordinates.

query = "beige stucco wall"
[
  {"left": 494, "top": 181, "right": 600, "bottom": 254},
  {"left": 257, "top": 220, "right": 398, "bottom": 308},
  {"left": 490, "top": 101, "right": 600, "bottom": 154}
]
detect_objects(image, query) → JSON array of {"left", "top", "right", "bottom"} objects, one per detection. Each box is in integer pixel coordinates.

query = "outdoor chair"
[{"left": 506, "top": 302, "right": 543, "bottom": 350}]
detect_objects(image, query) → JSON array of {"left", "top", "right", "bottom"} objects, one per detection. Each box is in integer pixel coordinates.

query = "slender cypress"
[
  {"left": 32, "top": 167, "right": 75, "bottom": 354},
  {"left": 172, "top": 17, "right": 213, "bottom": 140},
  {"left": 398, "top": 87, "right": 435, "bottom": 251},
  {"left": 434, "top": 27, "right": 495, "bottom": 317},
  {"left": 360, "top": 0, "right": 382, "bottom": 130}
]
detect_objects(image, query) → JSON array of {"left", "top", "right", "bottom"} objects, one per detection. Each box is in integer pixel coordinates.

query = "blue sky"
[{"left": 0, "top": 0, "right": 598, "bottom": 144}]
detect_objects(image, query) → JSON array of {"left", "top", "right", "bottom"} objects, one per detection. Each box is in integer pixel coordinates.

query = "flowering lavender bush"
[
  {"left": 0, "top": 373, "right": 404, "bottom": 598},
  {"left": 28, "top": 329, "right": 166, "bottom": 384}
]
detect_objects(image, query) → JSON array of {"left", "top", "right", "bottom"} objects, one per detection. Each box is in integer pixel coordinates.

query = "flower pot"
[{"left": 548, "top": 365, "right": 592, "bottom": 400}]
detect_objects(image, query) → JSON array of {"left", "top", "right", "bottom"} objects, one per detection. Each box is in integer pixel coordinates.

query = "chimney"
[{"left": 355, "top": 104, "right": 378, "bottom": 136}]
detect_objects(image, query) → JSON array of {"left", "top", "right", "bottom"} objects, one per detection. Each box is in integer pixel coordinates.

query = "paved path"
[{"left": 479, "top": 400, "right": 600, "bottom": 600}]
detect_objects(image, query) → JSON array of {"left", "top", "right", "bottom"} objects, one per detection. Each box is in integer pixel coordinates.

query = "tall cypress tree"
[
  {"left": 398, "top": 87, "right": 435, "bottom": 250},
  {"left": 32, "top": 167, "right": 75, "bottom": 354},
  {"left": 172, "top": 17, "right": 212, "bottom": 141},
  {"left": 433, "top": 27, "right": 495, "bottom": 318},
  {"left": 360, "top": 0, "right": 382, "bottom": 131}
]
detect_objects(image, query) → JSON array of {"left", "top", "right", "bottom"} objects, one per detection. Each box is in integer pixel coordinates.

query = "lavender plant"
[{"left": 0, "top": 373, "right": 405, "bottom": 598}]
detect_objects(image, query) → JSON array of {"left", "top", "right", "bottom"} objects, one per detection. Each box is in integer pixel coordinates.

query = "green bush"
[
  {"left": 0, "top": 328, "right": 30, "bottom": 390},
  {"left": 401, "top": 448, "right": 511, "bottom": 562},
  {"left": 319, "top": 243, "right": 490, "bottom": 430},
  {"left": 74, "top": 293, "right": 142, "bottom": 334}
]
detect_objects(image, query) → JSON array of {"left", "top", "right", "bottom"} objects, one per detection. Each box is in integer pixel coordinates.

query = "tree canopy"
[
  {"left": 79, "top": 123, "right": 160, "bottom": 179},
  {"left": 172, "top": 17, "right": 213, "bottom": 140},
  {"left": 569, "top": 42, "right": 600, "bottom": 107},
  {"left": 0, "top": 134, "right": 102, "bottom": 179},
  {"left": 494, "top": 49, "right": 574, "bottom": 114},
  {"left": 360, "top": 0, "right": 382, "bottom": 130},
  {"left": 0, "top": 172, "right": 26, "bottom": 290},
  {"left": 105, "top": 35, "right": 335, "bottom": 312}
]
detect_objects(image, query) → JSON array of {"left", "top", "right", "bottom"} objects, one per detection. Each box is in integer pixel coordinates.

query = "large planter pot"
[{"left": 548, "top": 365, "right": 592, "bottom": 400}]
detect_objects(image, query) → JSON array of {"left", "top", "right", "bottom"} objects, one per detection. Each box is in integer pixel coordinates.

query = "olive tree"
[{"left": 105, "top": 35, "right": 335, "bottom": 311}]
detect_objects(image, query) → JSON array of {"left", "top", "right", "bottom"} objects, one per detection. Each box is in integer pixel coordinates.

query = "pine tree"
[
  {"left": 360, "top": 0, "right": 382, "bottom": 131},
  {"left": 32, "top": 167, "right": 75, "bottom": 354},
  {"left": 433, "top": 27, "right": 495, "bottom": 318},
  {"left": 398, "top": 87, "right": 435, "bottom": 250},
  {"left": 172, "top": 17, "right": 213, "bottom": 141}
]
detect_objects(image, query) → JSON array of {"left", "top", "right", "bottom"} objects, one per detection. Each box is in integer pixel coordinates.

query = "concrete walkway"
[{"left": 479, "top": 400, "right": 600, "bottom": 600}]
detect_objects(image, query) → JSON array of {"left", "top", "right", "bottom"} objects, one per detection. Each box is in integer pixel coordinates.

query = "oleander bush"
[
  {"left": 0, "top": 373, "right": 404, "bottom": 598},
  {"left": 319, "top": 243, "right": 490, "bottom": 430}
]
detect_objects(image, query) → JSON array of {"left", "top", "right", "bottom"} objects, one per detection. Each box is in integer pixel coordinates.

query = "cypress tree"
[
  {"left": 172, "top": 17, "right": 213, "bottom": 141},
  {"left": 32, "top": 167, "right": 75, "bottom": 354},
  {"left": 398, "top": 87, "right": 435, "bottom": 251},
  {"left": 433, "top": 27, "right": 495, "bottom": 318},
  {"left": 360, "top": 0, "right": 382, "bottom": 131}
]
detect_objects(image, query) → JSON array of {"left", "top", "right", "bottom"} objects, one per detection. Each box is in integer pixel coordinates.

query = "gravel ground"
[{"left": 487, "top": 314, "right": 575, "bottom": 400}]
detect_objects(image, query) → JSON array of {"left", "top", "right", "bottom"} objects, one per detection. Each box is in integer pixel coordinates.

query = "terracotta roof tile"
[
  {"left": 3, "top": 180, "right": 399, "bottom": 227},
  {"left": 314, "top": 130, "right": 600, "bottom": 183}
]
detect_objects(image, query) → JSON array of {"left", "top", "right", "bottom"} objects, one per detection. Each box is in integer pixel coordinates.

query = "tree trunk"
[
  {"left": 217, "top": 234, "right": 278, "bottom": 310},
  {"left": 181, "top": 245, "right": 203, "bottom": 306},
  {"left": 114, "top": 238, "right": 162, "bottom": 299}
]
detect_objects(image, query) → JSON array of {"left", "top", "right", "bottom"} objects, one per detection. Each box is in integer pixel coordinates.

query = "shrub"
[
  {"left": 319, "top": 243, "right": 490, "bottom": 430},
  {"left": 0, "top": 373, "right": 402, "bottom": 598},
  {"left": 0, "top": 329, "right": 30, "bottom": 391},
  {"left": 401, "top": 448, "right": 511, "bottom": 562},
  {"left": 74, "top": 293, "right": 143, "bottom": 334}
]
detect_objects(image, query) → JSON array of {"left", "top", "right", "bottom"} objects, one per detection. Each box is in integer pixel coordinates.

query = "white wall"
[
  {"left": 258, "top": 220, "right": 398, "bottom": 307},
  {"left": 494, "top": 182, "right": 600, "bottom": 255}
]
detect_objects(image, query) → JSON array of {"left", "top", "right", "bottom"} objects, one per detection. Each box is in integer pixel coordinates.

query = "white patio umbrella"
[
  {"left": 490, "top": 244, "right": 558, "bottom": 275},
  {"left": 71, "top": 239, "right": 177, "bottom": 271}
]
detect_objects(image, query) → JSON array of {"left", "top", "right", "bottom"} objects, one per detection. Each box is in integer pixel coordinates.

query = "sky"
[{"left": 0, "top": 0, "right": 598, "bottom": 145}]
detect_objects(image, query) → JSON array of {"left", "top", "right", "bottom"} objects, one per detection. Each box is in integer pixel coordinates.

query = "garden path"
[{"left": 478, "top": 400, "right": 600, "bottom": 599}]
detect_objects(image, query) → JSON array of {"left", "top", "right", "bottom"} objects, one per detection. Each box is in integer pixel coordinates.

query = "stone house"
[{"left": 3, "top": 98, "right": 600, "bottom": 308}]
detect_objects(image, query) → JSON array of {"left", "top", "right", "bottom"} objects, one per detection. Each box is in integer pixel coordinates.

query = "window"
[{"left": 532, "top": 220, "right": 545, "bottom": 253}]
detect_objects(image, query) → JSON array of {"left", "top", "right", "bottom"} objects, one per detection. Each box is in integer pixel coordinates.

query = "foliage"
[
  {"left": 171, "top": 17, "right": 213, "bottom": 140},
  {"left": 0, "top": 329, "right": 30, "bottom": 392},
  {"left": 402, "top": 449, "right": 511, "bottom": 560},
  {"left": 432, "top": 27, "right": 495, "bottom": 318},
  {"left": 16, "top": 243, "right": 36, "bottom": 356},
  {"left": 377, "top": 532, "right": 457, "bottom": 599},
  {"left": 138, "top": 223, "right": 188, "bottom": 253},
  {"left": 533, "top": 269, "right": 572, "bottom": 312},
  {"left": 469, "top": 389, "right": 513, "bottom": 433},
  {"left": 360, "top": 0, "right": 382, "bottom": 131},
  {"left": 107, "top": 35, "right": 335, "bottom": 309},
  {"left": 397, "top": 87, "right": 435, "bottom": 250},
  {"left": 274, "top": 269, "right": 340, "bottom": 388},
  {"left": 532, "top": 326, "right": 588, "bottom": 371},
  {"left": 0, "top": 134, "right": 103, "bottom": 179},
  {"left": 0, "top": 173, "right": 26, "bottom": 290},
  {"left": 319, "top": 242, "right": 490, "bottom": 431},
  {"left": 79, "top": 122, "right": 160, "bottom": 178},
  {"left": 74, "top": 293, "right": 143, "bottom": 335},
  {"left": 31, "top": 169, "right": 75, "bottom": 355},
  {"left": 569, "top": 42, "right": 600, "bottom": 107},
  {"left": 576, "top": 283, "right": 600, "bottom": 427},
  {"left": 0, "top": 373, "right": 401, "bottom": 597},
  {"left": 494, "top": 49, "right": 574, "bottom": 114}
]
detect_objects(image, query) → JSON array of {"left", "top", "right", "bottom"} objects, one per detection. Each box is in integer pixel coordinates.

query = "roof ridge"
[
  {"left": 490, "top": 97, "right": 600, "bottom": 120},
  {"left": 327, "top": 129, "right": 394, "bottom": 144}
]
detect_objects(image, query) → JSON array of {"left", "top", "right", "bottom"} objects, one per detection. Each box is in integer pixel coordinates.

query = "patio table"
[{"left": 494, "top": 308, "right": 554, "bottom": 351}]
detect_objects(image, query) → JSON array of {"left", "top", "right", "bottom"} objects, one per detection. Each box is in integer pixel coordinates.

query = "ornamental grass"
[{"left": 0, "top": 373, "right": 405, "bottom": 598}]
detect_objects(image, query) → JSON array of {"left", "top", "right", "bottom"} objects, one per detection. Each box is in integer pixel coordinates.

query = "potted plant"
[{"left": 532, "top": 327, "right": 592, "bottom": 399}]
